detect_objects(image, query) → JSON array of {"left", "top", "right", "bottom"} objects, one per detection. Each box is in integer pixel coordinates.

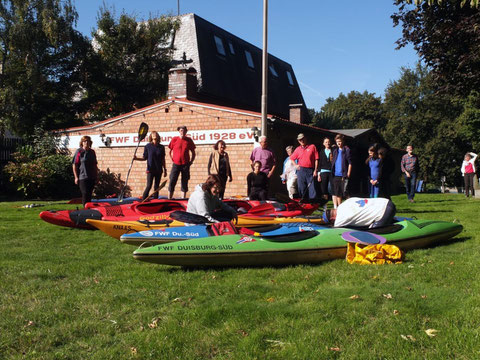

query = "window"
[
  {"left": 286, "top": 70, "right": 294, "bottom": 86},
  {"left": 228, "top": 41, "right": 235, "bottom": 55},
  {"left": 214, "top": 35, "right": 226, "bottom": 56},
  {"left": 245, "top": 50, "right": 254, "bottom": 69},
  {"left": 269, "top": 64, "right": 278, "bottom": 77}
]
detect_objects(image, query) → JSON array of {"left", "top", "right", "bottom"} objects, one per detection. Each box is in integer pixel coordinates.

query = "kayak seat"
[
  {"left": 136, "top": 201, "right": 185, "bottom": 214},
  {"left": 264, "top": 230, "right": 319, "bottom": 243}
]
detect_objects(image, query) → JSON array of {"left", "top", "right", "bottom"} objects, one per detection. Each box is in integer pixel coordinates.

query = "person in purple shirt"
[{"left": 250, "top": 136, "right": 276, "bottom": 177}]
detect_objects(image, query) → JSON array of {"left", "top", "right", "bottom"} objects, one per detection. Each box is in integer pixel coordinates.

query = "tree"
[
  {"left": 393, "top": 0, "right": 480, "bottom": 95},
  {"left": 312, "top": 91, "right": 386, "bottom": 130},
  {"left": 0, "top": 0, "right": 90, "bottom": 137},
  {"left": 82, "top": 7, "right": 179, "bottom": 121},
  {"left": 383, "top": 64, "right": 464, "bottom": 184}
]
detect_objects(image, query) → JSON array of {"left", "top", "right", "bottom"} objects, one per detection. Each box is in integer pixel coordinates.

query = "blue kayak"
[{"left": 120, "top": 222, "right": 325, "bottom": 246}]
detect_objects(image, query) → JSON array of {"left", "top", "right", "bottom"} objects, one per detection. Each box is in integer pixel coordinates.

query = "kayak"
[
  {"left": 87, "top": 215, "right": 326, "bottom": 240},
  {"left": 40, "top": 198, "right": 320, "bottom": 230},
  {"left": 120, "top": 222, "right": 326, "bottom": 246},
  {"left": 39, "top": 199, "right": 188, "bottom": 229},
  {"left": 132, "top": 219, "right": 463, "bottom": 267}
]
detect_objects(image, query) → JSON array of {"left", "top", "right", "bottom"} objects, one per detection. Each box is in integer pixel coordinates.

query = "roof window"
[
  {"left": 286, "top": 70, "right": 294, "bottom": 86},
  {"left": 228, "top": 41, "right": 235, "bottom": 55},
  {"left": 214, "top": 35, "right": 226, "bottom": 56},
  {"left": 269, "top": 64, "right": 278, "bottom": 77},
  {"left": 245, "top": 50, "right": 254, "bottom": 69}
]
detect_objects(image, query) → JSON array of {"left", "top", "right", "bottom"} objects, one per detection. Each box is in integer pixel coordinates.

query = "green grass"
[{"left": 1, "top": 194, "right": 479, "bottom": 359}]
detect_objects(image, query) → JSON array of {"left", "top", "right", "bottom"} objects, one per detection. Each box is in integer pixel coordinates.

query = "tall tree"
[
  {"left": 0, "top": 0, "right": 89, "bottom": 136},
  {"left": 312, "top": 91, "right": 386, "bottom": 130},
  {"left": 82, "top": 8, "right": 179, "bottom": 121},
  {"left": 383, "top": 64, "right": 464, "bottom": 184},
  {"left": 392, "top": 0, "right": 480, "bottom": 95}
]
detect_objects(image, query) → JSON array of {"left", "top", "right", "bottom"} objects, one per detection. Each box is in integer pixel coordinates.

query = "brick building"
[{"left": 60, "top": 13, "right": 392, "bottom": 198}]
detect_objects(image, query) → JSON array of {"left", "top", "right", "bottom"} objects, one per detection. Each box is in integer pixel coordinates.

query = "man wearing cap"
[
  {"left": 249, "top": 135, "right": 276, "bottom": 178},
  {"left": 168, "top": 126, "right": 196, "bottom": 198},
  {"left": 290, "top": 133, "right": 319, "bottom": 202}
]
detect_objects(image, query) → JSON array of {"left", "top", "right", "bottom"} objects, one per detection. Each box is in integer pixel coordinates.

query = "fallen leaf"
[
  {"left": 449, "top": 261, "right": 454, "bottom": 265},
  {"left": 425, "top": 329, "right": 438, "bottom": 337},
  {"left": 383, "top": 293, "right": 393, "bottom": 299},
  {"left": 172, "top": 297, "right": 183, "bottom": 303},
  {"left": 349, "top": 295, "right": 360, "bottom": 300},
  {"left": 238, "top": 329, "right": 248, "bottom": 337},
  {"left": 130, "top": 347, "right": 137, "bottom": 355},
  {"left": 421, "top": 295, "right": 428, "bottom": 299},
  {"left": 393, "top": 310, "right": 399, "bottom": 315},
  {"left": 148, "top": 318, "right": 160, "bottom": 329},
  {"left": 329, "top": 347, "right": 341, "bottom": 352},
  {"left": 408, "top": 265, "right": 414, "bottom": 268},
  {"left": 304, "top": 275, "right": 310, "bottom": 280},
  {"left": 401, "top": 334, "right": 416, "bottom": 342},
  {"left": 211, "top": 275, "right": 216, "bottom": 280},
  {"left": 314, "top": 289, "right": 320, "bottom": 293},
  {"left": 406, "top": 286, "right": 412, "bottom": 291},
  {"left": 372, "top": 275, "right": 379, "bottom": 279},
  {"left": 270, "top": 279, "right": 276, "bottom": 283},
  {"left": 93, "top": 277, "right": 99, "bottom": 284},
  {"left": 420, "top": 263, "right": 425, "bottom": 267},
  {"left": 24, "top": 320, "right": 34, "bottom": 328},
  {"left": 266, "top": 297, "right": 275, "bottom": 303}
]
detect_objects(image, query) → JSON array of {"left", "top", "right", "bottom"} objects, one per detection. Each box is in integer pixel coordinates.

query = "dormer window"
[
  {"left": 214, "top": 35, "right": 226, "bottom": 56},
  {"left": 269, "top": 64, "right": 278, "bottom": 77},
  {"left": 286, "top": 70, "right": 294, "bottom": 86},
  {"left": 245, "top": 50, "right": 254, "bottom": 69},
  {"left": 228, "top": 41, "right": 235, "bottom": 55}
]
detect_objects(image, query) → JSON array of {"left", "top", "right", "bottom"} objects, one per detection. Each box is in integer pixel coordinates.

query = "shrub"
[
  {"left": 4, "top": 153, "right": 77, "bottom": 199},
  {"left": 94, "top": 168, "right": 131, "bottom": 198}
]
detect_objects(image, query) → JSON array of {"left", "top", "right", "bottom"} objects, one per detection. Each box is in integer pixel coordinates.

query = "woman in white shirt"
[{"left": 461, "top": 152, "right": 477, "bottom": 198}]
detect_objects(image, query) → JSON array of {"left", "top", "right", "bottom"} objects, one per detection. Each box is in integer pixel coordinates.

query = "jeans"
[
  {"left": 297, "top": 167, "right": 317, "bottom": 200},
  {"left": 464, "top": 173, "right": 475, "bottom": 197},
  {"left": 169, "top": 163, "right": 190, "bottom": 194},
  {"left": 404, "top": 172, "right": 417, "bottom": 200},
  {"left": 142, "top": 172, "right": 162, "bottom": 200}
]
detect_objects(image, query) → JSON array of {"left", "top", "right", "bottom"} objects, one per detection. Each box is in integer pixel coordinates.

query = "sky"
[{"left": 73, "top": 0, "right": 419, "bottom": 112}]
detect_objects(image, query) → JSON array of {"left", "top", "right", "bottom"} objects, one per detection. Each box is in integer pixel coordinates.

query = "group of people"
[{"left": 71, "top": 127, "right": 477, "bottom": 229}]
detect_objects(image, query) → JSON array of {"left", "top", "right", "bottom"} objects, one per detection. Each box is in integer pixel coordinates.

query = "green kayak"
[{"left": 133, "top": 219, "right": 463, "bottom": 267}]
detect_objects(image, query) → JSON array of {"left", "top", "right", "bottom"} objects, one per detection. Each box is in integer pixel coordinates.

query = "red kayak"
[{"left": 39, "top": 198, "right": 318, "bottom": 230}]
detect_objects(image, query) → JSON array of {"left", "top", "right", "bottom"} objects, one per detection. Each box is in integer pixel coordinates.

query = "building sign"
[{"left": 61, "top": 128, "right": 256, "bottom": 148}]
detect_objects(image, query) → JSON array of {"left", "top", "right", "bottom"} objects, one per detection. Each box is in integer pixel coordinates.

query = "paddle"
[
  {"left": 118, "top": 122, "right": 149, "bottom": 202},
  {"left": 139, "top": 179, "right": 168, "bottom": 203},
  {"left": 170, "top": 210, "right": 211, "bottom": 224}
]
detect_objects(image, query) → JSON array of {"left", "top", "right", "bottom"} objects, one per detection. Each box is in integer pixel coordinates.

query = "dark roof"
[{"left": 172, "top": 14, "right": 307, "bottom": 121}]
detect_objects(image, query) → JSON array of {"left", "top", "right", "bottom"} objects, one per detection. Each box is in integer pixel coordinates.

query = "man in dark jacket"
[{"left": 331, "top": 134, "right": 352, "bottom": 208}]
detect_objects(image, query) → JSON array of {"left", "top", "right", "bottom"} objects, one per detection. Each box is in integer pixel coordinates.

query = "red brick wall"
[{"left": 67, "top": 102, "right": 260, "bottom": 198}]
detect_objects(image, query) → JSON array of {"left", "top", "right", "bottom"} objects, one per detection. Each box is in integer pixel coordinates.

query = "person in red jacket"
[{"left": 168, "top": 126, "right": 196, "bottom": 199}]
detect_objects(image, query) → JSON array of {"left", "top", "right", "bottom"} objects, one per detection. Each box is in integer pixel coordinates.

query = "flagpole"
[{"left": 261, "top": 0, "right": 268, "bottom": 137}]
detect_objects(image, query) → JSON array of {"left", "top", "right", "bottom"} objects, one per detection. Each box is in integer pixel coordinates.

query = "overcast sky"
[{"left": 74, "top": 0, "right": 419, "bottom": 111}]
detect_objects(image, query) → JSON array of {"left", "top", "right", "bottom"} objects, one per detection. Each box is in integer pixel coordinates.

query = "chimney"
[
  {"left": 168, "top": 67, "right": 197, "bottom": 99},
  {"left": 289, "top": 104, "right": 304, "bottom": 124}
]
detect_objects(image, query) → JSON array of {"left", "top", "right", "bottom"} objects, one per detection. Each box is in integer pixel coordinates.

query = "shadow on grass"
[{"left": 398, "top": 208, "right": 454, "bottom": 214}]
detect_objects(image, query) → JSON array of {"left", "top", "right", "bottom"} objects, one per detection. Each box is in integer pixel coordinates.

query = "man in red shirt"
[
  {"left": 168, "top": 126, "right": 196, "bottom": 198},
  {"left": 290, "top": 133, "right": 319, "bottom": 201}
]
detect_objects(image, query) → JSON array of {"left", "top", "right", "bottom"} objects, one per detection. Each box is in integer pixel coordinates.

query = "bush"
[
  {"left": 94, "top": 168, "right": 131, "bottom": 198},
  {"left": 4, "top": 153, "right": 77, "bottom": 199}
]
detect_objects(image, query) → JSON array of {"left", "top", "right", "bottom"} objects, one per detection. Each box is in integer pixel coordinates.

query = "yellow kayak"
[{"left": 87, "top": 215, "right": 325, "bottom": 240}]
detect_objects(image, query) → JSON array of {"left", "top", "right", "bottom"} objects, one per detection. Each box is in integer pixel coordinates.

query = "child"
[{"left": 365, "top": 146, "right": 381, "bottom": 198}]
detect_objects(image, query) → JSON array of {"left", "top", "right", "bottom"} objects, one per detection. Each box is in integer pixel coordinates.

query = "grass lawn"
[{"left": 1, "top": 193, "right": 479, "bottom": 359}]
